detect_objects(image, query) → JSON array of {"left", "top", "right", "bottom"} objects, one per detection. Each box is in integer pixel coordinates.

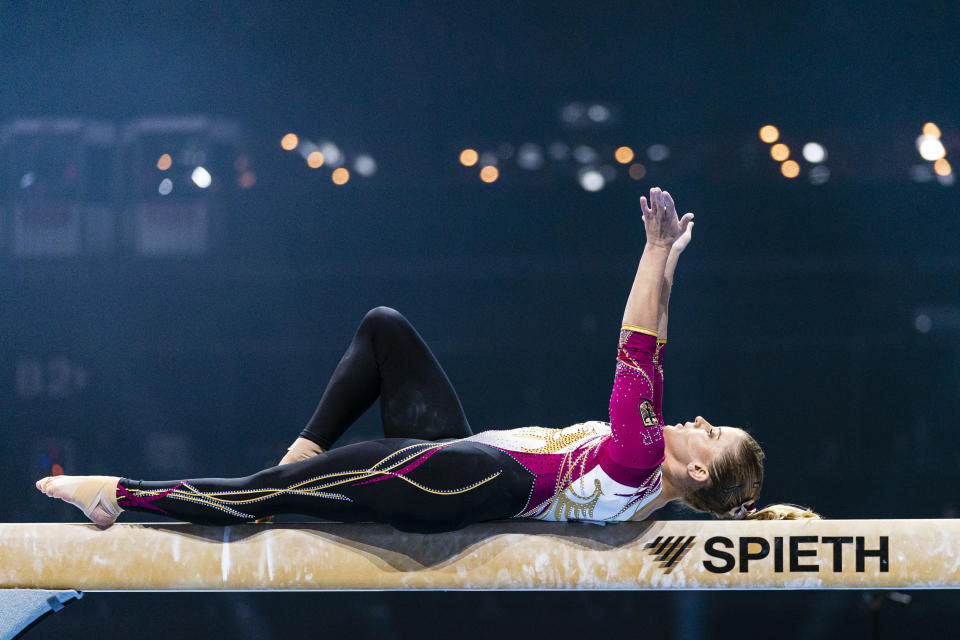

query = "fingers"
[
  {"left": 639, "top": 196, "right": 651, "bottom": 218},
  {"left": 679, "top": 212, "right": 694, "bottom": 229},
  {"left": 663, "top": 191, "right": 677, "bottom": 219}
]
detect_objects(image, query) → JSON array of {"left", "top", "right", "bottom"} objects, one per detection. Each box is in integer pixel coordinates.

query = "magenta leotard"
[{"left": 467, "top": 326, "right": 666, "bottom": 522}]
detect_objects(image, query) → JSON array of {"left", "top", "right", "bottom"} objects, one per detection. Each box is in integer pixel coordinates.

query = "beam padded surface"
[{"left": 1, "top": 520, "right": 958, "bottom": 590}]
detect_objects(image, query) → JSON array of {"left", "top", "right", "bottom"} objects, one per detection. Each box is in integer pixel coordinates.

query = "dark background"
[{"left": 2, "top": 1, "right": 959, "bottom": 638}]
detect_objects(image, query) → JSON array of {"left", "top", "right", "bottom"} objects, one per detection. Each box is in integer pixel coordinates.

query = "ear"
[{"left": 686, "top": 461, "right": 710, "bottom": 485}]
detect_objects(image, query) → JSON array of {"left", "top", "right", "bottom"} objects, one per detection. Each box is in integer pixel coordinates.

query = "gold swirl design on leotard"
[
  {"left": 122, "top": 442, "right": 502, "bottom": 519},
  {"left": 514, "top": 423, "right": 599, "bottom": 454},
  {"left": 551, "top": 478, "right": 603, "bottom": 521}
]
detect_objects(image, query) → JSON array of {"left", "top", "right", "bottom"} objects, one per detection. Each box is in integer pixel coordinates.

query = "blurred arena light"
[
  {"left": 934, "top": 158, "right": 952, "bottom": 176},
  {"left": 354, "top": 154, "right": 377, "bottom": 177},
  {"left": 808, "top": 165, "right": 830, "bottom": 185},
  {"left": 917, "top": 135, "right": 946, "bottom": 161},
  {"left": 156, "top": 154, "right": 172, "bottom": 171},
  {"left": 560, "top": 102, "right": 585, "bottom": 124},
  {"left": 319, "top": 141, "right": 342, "bottom": 167},
  {"left": 191, "top": 166, "right": 212, "bottom": 188},
  {"left": 628, "top": 163, "right": 647, "bottom": 180},
  {"left": 770, "top": 143, "right": 790, "bottom": 161},
  {"left": 516, "top": 143, "right": 543, "bottom": 170},
  {"left": 759, "top": 125, "right": 779, "bottom": 143},
  {"left": 587, "top": 104, "right": 610, "bottom": 123},
  {"left": 237, "top": 171, "right": 256, "bottom": 188},
  {"left": 914, "top": 313, "right": 932, "bottom": 334},
  {"left": 922, "top": 122, "right": 941, "bottom": 138},
  {"left": 573, "top": 145, "right": 598, "bottom": 164},
  {"left": 479, "top": 165, "right": 499, "bottom": 183},
  {"left": 937, "top": 172, "right": 955, "bottom": 186},
  {"left": 646, "top": 144, "right": 669, "bottom": 162},
  {"left": 614, "top": 146, "right": 634, "bottom": 164},
  {"left": 158, "top": 178, "right": 173, "bottom": 195},
  {"left": 281, "top": 133, "right": 298, "bottom": 151},
  {"left": 19, "top": 172, "right": 36, "bottom": 189},
  {"left": 802, "top": 142, "right": 827, "bottom": 163},
  {"left": 331, "top": 167, "right": 350, "bottom": 185},
  {"left": 578, "top": 167, "right": 605, "bottom": 192},
  {"left": 306, "top": 151, "right": 324, "bottom": 168},
  {"left": 780, "top": 160, "right": 800, "bottom": 178},
  {"left": 459, "top": 148, "right": 479, "bottom": 166}
]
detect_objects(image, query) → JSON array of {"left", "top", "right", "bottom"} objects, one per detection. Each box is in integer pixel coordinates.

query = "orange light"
[
  {"left": 281, "top": 133, "right": 299, "bottom": 151},
  {"left": 628, "top": 163, "right": 647, "bottom": 180},
  {"left": 460, "top": 149, "right": 479, "bottom": 166},
  {"left": 614, "top": 146, "right": 635, "bottom": 164},
  {"left": 479, "top": 165, "right": 499, "bottom": 183},
  {"left": 759, "top": 125, "right": 780, "bottom": 143},
  {"left": 934, "top": 158, "right": 952, "bottom": 176},
  {"left": 51, "top": 464, "right": 64, "bottom": 476},
  {"left": 156, "top": 154, "right": 172, "bottom": 171},
  {"left": 923, "top": 122, "right": 942, "bottom": 139},
  {"left": 770, "top": 143, "right": 790, "bottom": 161},
  {"left": 781, "top": 160, "right": 800, "bottom": 178},
  {"left": 237, "top": 171, "right": 257, "bottom": 188},
  {"left": 332, "top": 167, "right": 350, "bottom": 185},
  {"left": 307, "top": 151, "right": 325, "bottom": 168}
]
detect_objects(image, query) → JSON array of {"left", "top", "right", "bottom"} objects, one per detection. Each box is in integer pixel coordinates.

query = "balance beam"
[{"left": 1, "top": 520, "right": 958, "bottom": 591}]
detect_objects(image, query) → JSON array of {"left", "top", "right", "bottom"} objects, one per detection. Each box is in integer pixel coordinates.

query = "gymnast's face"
[{"left": 663, "top": 416, "right": 746, "bottom": 481}]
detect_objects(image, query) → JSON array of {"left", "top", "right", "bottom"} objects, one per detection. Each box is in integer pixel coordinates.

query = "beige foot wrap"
[
  {"left": 278, "top": 437, "right": 325, "bottom": 466},
  {"left": 36, "top": 475, "right": 123, "bottom": 526}
]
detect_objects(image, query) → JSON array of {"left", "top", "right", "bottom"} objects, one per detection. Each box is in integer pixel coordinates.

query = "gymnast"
[{"left": 37, "top": 187, "right": 816, "bottom": 532}]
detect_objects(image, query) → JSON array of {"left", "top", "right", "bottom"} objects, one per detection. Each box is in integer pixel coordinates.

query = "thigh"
[{"left": 370, "top": 308, "right": 473, "bottom": 440}]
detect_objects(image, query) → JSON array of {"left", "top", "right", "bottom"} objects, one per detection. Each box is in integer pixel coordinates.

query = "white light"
[
  {"left": 802, "top": 142, "right": 827, "bottom": 163},
  {"left": 916, "top": 135, "right": 946, "bottom": 161},
  {"left": 587, "top": 104, "right": 610, "bottom": 122},
  {"left": 158, "top": 178, "right": 173, "bottom": 195},
  {"left": 517, "top": 143, "right": 543, "bottom": 170},
  {"left": 646, "top": 144, "right": 670, "bottom": 162},
  {"left": 573, "top": 145, "right": 597, "bottom": 164},
  {"left": 561, "top": 102, "right": 585, "bottom": 123},
  {"left": 909, "top": 164, "right": 933, "bottom": 182},
  {"left": 319, "top": 141, "right": 342, "bottom": 166},
  {"left": 354, "top": 155, "right": 377, "bottom": 177},
  {"left": 548, "top": 142, "right": 569, "bottom": 161},
  {"left": 20, "top": 172, "right": 36, "bottom": 189},
  {"left": 937, "top": 171, "right": 956, "bottom": 186},
  {"left": 808, "top": 165, "right": 830, "bottom": 185},
  {"left": 191, "top": 166, "right": 212, "bottom": 189},
  {"left": 915, "top": 313, "right": 932, "bottom": 334},
  {"left": 579, "top": 168, "right": 605, "bottom": 192}
]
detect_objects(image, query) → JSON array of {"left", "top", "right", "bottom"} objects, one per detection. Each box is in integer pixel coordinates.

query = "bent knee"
[{"left": 362, "top": 306, "right": 408, "bottom": 330}]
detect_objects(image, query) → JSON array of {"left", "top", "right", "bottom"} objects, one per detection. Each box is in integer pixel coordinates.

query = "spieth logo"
[
  {"left": 643, "top": 536, "right": 696, "bottom": 574},
  {"left": 645, "top": 535, "right": 890, "bottom": 574}
]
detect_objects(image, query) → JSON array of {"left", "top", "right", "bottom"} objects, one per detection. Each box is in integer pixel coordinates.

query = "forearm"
[
  {"left": 656, "top": 252, "right": 680, "bottom": 340},
  {"left": 622, "top": 242, "right": 670, "bottom": 332}
]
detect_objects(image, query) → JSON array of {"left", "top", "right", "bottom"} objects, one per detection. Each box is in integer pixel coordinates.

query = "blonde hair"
[{"left": 683, "top": 429, "right": 821, "bottom": 520}]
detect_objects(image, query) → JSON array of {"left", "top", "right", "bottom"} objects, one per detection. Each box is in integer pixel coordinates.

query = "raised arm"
[{"left": 607, "top": 188, "right": 688, "bottom": 472}]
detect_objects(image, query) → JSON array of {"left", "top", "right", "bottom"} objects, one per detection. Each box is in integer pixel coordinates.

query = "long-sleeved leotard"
[{"left": 118, "top": 310, "right": 666, "bottom": 532}]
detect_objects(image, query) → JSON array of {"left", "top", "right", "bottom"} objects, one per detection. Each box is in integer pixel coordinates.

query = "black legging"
[{"left": 118, "top": 307, "right": 533, "bottom": 532}]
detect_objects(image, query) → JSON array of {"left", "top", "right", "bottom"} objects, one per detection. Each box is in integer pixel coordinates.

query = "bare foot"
[{"left": 36, "top": 475, "right": 122, "bottom": 527}]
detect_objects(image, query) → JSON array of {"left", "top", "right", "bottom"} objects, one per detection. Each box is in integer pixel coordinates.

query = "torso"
[{"left": 466, "top": 421, "right": 663, "bottom": 523}]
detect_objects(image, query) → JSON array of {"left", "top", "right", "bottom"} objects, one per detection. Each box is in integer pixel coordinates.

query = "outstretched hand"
[
  {"left": 671, "top": 212, "right": 695, "bottom": 256},
  {"left": 640, "top": 187, "right": 693, "bottom": 249}
]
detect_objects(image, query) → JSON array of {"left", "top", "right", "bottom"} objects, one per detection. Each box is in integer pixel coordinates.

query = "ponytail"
[{"left": 746, "top": 503, "right": 821, "bottom": 520}]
